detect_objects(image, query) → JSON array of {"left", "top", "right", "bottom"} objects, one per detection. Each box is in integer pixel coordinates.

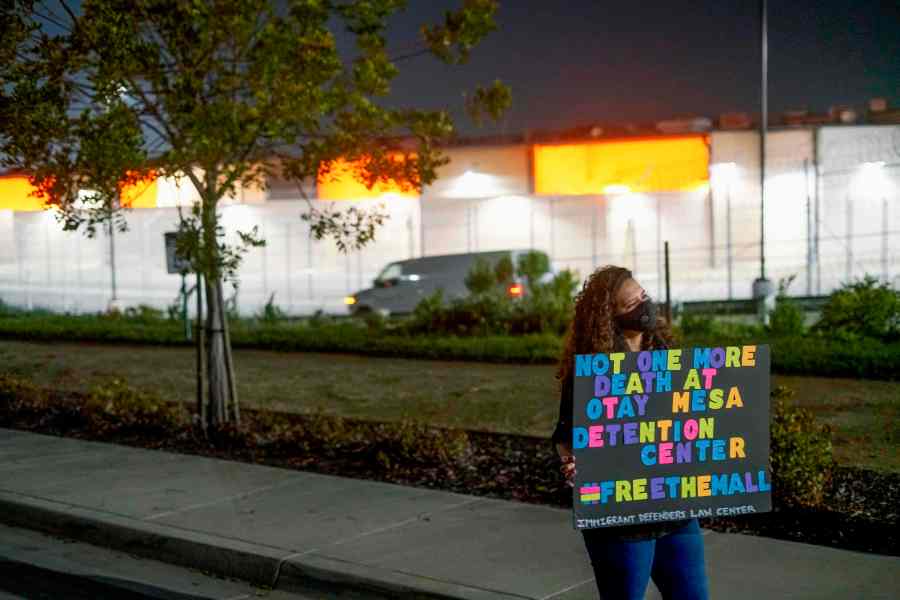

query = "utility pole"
[
  {"left": 759, "top": 0, "right": 767, "bottom": 284},
  {"left": 752, "top": 0, "right": 775, "bottom": 323}
]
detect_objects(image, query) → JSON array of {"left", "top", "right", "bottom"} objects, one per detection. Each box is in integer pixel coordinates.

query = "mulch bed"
[{"left": 1, "top": 389, "right": 897, "bottom": 557}]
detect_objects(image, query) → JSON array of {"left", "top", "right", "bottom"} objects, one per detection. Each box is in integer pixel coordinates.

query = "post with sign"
[
  {"left": 570, "top": 345, "right": 771, "bottom": 529},
  {"left": 165, "top": 232, "right": 204, "bottom": 421},
  {"left": 164, "top": 232, "right": 193, "bottom": 338}
]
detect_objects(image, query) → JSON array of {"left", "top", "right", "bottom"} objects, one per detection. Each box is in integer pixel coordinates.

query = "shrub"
[
  {"left": 516, "top": 250, "right": 550, "bottom": 289},
  {"left": 98, "top": 303, "right": 164, "bottom": 324},
  {"left": 439, "top": 290, "right": 514, "bottom": 336},
  {"left": 494, "top": 255, "right": 515, "bottom": 287},
  {"left": 768, "top": 275, "right": 805, "bottom": 337},
  {"left": 676, "top": 314, "right": 764, "bottom": 344},
  {"left": 408, "top": 289, "right": 446, "bottom": 332},
  {"left": 83, "top": 377, "right": 186, "bottom": 434},
  {"left": 0, "top": 374, "right": 45, "bottom": 410},
  {"left": 166, "top": 297, "right": 183, "bottom": 321},
  {"left": 507, "top": 269, "right": 578, "bottom": 336},
  {"left": 409, "top": 255, "right": 579, "bottom": 337},
  {"left": 464, "top": 258, "right": 497, "bottom": 295},
  {"left": 362, "top": 309, "right": 387, "bottom": 334},
  {"left": 769, "top": 385, "right": 834, "bottom": 509},
  {"left": 3, "top": 306, "right": 900, "bottom": 378},
  {"left": 257, "top": 410, "right": 472, "bottom": 471},
  {"left": 369, "top": 418, "right": 472, "bottom": 470},
  {"left": 125, "top": 304, "right": 165, "bottom": 322},
  {"left": 546, "top": 268, "right": 580, "bottom": 302},
  {"left": 813, "top": 275, "right": 900, "bottom": 342},
  {"left": 0, "top": 299, "right": 21, "bottom": 317},
  {"left": 258, "top": 292, "right": 287, "bottom": 323},
  {"left": 678, "top": 313, "right": 717, "bottom": 338}
]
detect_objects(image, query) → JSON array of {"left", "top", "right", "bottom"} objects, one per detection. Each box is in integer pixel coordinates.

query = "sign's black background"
[{"left": 572, "top": 345, "right": 771, "bottom": 527}]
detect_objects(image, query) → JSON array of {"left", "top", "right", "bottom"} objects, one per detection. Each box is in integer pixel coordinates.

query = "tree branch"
[{"left": 52, "top": 0, "right": 78, "bottom": 28}]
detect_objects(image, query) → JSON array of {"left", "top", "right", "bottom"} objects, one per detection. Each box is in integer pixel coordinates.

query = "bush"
[
  {"left": 252, "top": 409, "right": 472, "bottom": 470},
  {"left": 3, "top": 305, "right": 900, "bottom": 378},
  {"left": 677, "top": 313, "right": 717, "bottom": 337},
  {"left": 813, "top": 275, "right": 900, "bottom": 342},
  {"left": 507, "top": 269, "right": 578, "bottom": 336},
  {"left": 494, "top": 255, "right": 515, "bottom": 287},
  {"left": 258, "top": 292, "right": 287, "bottom": 323},
  {"left": 0, "top": 374, "right": 45, "bottom": 410},
  {"left": 361, "top": 309, "right": 387, "bottom": 334},
  {"left": 408, "top": 255, "right": 577, "bottom": 337},
  {"left": 98, "top": 303, "right": 165, "bottom": 324},
  {"left": 769, "top": 385, "right": 834, "bottom": 509},
  {"left": 464, "top": 258, "right": 497, "bottom": 295},
  {"left": 675, "top": 314, "right": 764, "bottom": 345},
  {"left": 369, "top": 418, "right": 472, "bottom": 470},
  {"left": 166, "top": 297, "right": 183, "bottom": 321},
  {"left": 516, "top": 250, "right": 550, "bottom": 288},
  {"left": 83, "top": 377, "right": 186, "bottom": 434},
  {"left": 768, "top": 275, "right": 805, "bottom": 337}
]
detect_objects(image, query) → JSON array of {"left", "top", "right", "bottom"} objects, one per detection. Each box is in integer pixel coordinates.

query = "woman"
[{"left": 551, "top": 265, "right": 710, "bottom": 600}]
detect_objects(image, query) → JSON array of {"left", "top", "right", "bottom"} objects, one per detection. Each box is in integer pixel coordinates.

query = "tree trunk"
[
  {"left": 204, "top": 272, "right": 232, "bottom": 427},
  {"left": 218, "top": 277, "right": 240, "bottom": 425},
  {"left": 199, "top": 177, "right": 234, "bottom": 430}
]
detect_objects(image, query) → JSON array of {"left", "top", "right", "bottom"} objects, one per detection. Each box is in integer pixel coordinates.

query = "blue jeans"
[{"left": 580, "top": 519, "right": 709, "bottom": 600}]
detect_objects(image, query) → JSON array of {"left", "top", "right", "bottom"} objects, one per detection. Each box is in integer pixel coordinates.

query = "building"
[{"left": 1, "top": 112, "right": 898, "bottom": 316}]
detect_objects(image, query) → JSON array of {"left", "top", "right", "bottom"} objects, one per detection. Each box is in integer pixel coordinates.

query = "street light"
[{"left": 752, "top": 0, "right": 774, "bottom": 323}]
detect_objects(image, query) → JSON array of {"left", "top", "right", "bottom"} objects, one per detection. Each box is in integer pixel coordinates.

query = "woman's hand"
[{"left": 556, "top": 442, "right": 576, "bottom": 487}]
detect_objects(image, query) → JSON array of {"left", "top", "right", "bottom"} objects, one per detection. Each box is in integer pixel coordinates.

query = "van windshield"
[{"left": 376, "top": 262, "right": 403, "bottom": 281}]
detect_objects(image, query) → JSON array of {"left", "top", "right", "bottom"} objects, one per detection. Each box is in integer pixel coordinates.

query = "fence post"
[
  {"left": 419, "top": 198, "right": 425, "bottom": 257},
  {"left": 286, "top": 223, "right": 292, "bottom": 310},
  {"left": 726, "top": 180, "right": 733, "bottom": 299},
  {"left": 592, "top": 197, "right": 598, "bottom": 270},
  {"left": 196, "top": 271, "right": 205, "bottom": 425},
  {"left": 664, "top": 240, "right": 672, "bottom": 323},
  {"left": 804, "top": 158, "right": 813, "bottom": 295},
  {"left": 883, "top": 196, "right": 889, "bottom": 283},
  {"left": 845, "top": 192, "right": 853, "bottom": 281},
  {"left": 656, "top": 195, "right": 662, "bottom": 299},
  {"left": 307, "top": 229, "right": 313, "bottom": 301}
]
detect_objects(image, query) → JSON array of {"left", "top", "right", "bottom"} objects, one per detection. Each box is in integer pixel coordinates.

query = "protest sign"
[{"left": 571, "top": 345, "right": 771, "bottom": 530}]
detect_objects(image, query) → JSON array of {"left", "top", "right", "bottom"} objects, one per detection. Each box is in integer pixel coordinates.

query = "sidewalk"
[{"left": 1, "top": 428, "right": 897, "bottom": 600}]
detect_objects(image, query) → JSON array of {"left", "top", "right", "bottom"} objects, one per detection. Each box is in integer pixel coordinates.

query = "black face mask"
[{"left": 615, "top": 299, "right": 658, "bottom": 332}]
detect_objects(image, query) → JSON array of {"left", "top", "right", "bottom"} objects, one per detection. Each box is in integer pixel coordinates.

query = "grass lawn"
[{"left": 2, "top": 339, "right": 897, "bottom": 473}]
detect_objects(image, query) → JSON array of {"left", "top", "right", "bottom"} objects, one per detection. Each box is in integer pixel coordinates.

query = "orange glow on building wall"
[
  {"left": 0, "top": 172, "right": 159, "bottom": 211},
  {"left": 316, "top": 157, "right": 418, "bottom": 200},
  {"left": 533, "top": 135, "right": 710, "bottom": 195},
  {"left": 119, "top": 170, "right": 158, "bottom": 208},
  {"left": 0, "top": 176, "right": 47, "bottom": 211}
]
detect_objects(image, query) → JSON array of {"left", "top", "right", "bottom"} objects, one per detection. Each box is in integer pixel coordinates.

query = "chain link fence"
[{"left": 1, "top": 139, "right": 897, "bottom": 316}]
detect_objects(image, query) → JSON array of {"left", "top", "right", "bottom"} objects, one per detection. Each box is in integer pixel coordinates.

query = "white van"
[{"left": 344, "top": 249, "right": 553, "bottom": 317}]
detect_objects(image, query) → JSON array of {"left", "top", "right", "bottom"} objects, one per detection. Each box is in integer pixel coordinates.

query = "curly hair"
[{"left": 555, "top": 265, "right": 676, "bottom": 388}]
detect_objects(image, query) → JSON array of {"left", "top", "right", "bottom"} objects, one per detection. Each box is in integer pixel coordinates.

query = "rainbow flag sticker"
[{"left": 580, "top": 482, "right": 601, "bottom": 504}]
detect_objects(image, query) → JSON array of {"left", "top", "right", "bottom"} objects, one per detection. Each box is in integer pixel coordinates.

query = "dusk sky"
[
  {"left": 40, "top": 1, "right": 900, "bottom": 137},
  {"left": 381, "top": 0, "right": 900, "bottom": 135}
]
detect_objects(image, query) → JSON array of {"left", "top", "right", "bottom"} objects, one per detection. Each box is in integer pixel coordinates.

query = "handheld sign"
[
  {"left": 571, "top": 345, "right": 771, "bottom": 530},
  {"left": 164, "top": 232, "right": 192, "bottom": 274}
]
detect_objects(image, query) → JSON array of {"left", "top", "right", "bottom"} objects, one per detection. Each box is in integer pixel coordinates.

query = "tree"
[{"left": 1, "top": 0, "right": 510, "bottom": 431}]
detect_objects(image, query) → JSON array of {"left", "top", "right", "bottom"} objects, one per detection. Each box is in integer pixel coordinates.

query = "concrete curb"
[
  {"left": 0, "top": 491, "right": 531, "bottom": 600},
  {"left": 0, "top": 553, "right": 216, "bottom": 600}
]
